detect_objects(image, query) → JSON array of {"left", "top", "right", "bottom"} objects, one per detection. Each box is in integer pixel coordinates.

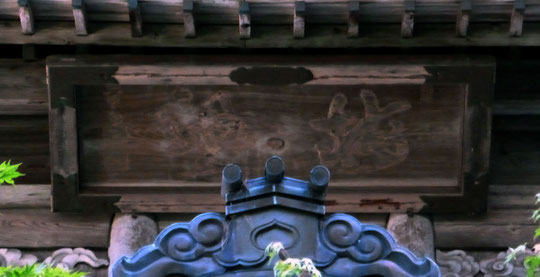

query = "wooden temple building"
[{"left": 0, "top": 0, "right": 539, "bottom": 275}]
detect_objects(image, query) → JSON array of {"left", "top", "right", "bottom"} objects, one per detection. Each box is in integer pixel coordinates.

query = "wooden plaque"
[{"left": 47, "top": 55, "right": 494, "bottom": 213}]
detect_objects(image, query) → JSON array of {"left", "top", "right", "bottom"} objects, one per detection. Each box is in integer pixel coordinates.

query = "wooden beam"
[
  {"left": 0, "top": 185, "right": 49, "bottom": 209},
  {"left": 401, "top": 0, "right": 415, "bottom": 38},
  {"left": 0, "top": 209, "right": 112, "bottom": 248},
  {"left": 238, "top": 1, "right": 250, "bottom": 39},
  {"left": 128, "top": 0, "right": 142, "bottom": 37},
  {"left": 17, "top": 0, "right": 34, "bottom": 35},
  {"left": 456, "top": 0, "right": 471, "bottom": 37},
  {"left": 294, "top": 1, "right": 306, "bottom": 38},
  {"left": 183, "top": 0, "right": 196, "bottom": 38},
  {"left": 510, "top": 0, "right": 525, "bottom": 37},
  {"left": 348, "top": 1, "right": 360, "bottom": 38},
  {"left": 0, "top": 59, "right": 47, "bottom": 116},
  {"left": 6, "top": 21, "right": 540, "bottom": 48},
  {"left": 2, "top": 0, "right": 540, "bottom": 26},
  {"left": 72, "top": 0, "right": 88, "bottom": 36}
]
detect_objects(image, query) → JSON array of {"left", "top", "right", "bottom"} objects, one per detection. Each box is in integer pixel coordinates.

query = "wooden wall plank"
[
  {"left": 434, "top": 210, "right": 536, "bottom": 248},
  {"left": 0, "top": 185, "right": 49, "bottom": 209},
  {"left": 0, "top": 209, "right": 111, "bottom": 248},
  {"left": 0, "top": 60, "right": 47, "bottom": 115},
  {"left": 0, "top": 116, "right": 50, "bottom": 184}
]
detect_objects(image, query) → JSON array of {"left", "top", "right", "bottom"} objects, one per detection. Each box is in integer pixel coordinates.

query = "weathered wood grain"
[
  {"left": 17, "top": 0, "right": 34, "bottom": 35},
  {"left": 0, "top": 116, "right": 50, "bottom": 184},
  {"left": 76, "top": 84, "right": 464, "bottom": 187},
  {"left": 456, "top": 0, "right": 471, "bottom": 37},
  {"left": 128, "top": 0, "right": 143, "bottom": 37},
  {"left": 1, "top": 0, "right": 540, "bottom": 25},
  {"left": 0, "top": 185, "right": 49, "bottom": 209},
  {"left": 0, "top": 209, "right": 111, "bottom": 248},
  {"left": 46, "top": 55, "right": 493, "bottom": 213},
  {"left": 434, "top": 210, "right": 537, "bottom": 248},
  {"left": 0, "top": 60, "right": 47, "bottom": 115},
  {"left": 72, "top": 0, "right": 89, "bottom": 35},
  {"left": 8, "top": 21, "right": 540, "bottom": 47},
  {"left": 182, "top": 0, "right": 195, "bottom": 38},
  {"left": 347, "top": 1, "right": 360, "bottom": 37},
  {"left": 293, "top": 1, "right": 305, "bottom": 38},
  {"left": 238, "top": 1, "right": 250, "bottom": 39}
]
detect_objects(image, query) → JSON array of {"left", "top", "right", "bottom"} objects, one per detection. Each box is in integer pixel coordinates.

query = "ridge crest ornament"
[{"left": 112, "top": 156, "right": 441, "bottom": 276}]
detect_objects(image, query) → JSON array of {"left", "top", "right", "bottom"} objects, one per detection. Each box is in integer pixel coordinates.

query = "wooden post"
[
  {"left": 456, "top": 0, "right": 471, "bottom": 37},
  {"left": 348, "top": 1, "right": 360, "bottom": 38},
  {"left": 183, "top": 0, "right": 196, "bottom": 38},
  {"left": 401, "top": 0, "right": 415, "bottom": 38},
  {"left": 239, "top": 1, "right": 250, "bottom": 40},
  {"left": 17, "top": 0, "right": 34, "bottom": 35},
  {"left": 510, "top": 0, "right": 525, "bottom": 37},
  {"left": 72, "top": 0, "right": 88, "bottom": 36},
  {"left": 294, "top": 1, "right": 306, "bottom": 38},
  {"left": 128, "top": 0, "right": 143, "bottom": 37}
]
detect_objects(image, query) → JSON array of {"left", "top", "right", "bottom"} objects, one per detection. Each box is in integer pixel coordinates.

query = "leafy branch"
[
  {"left": 505, "top": 193, "right": 540, "bottom": 276},
  {"left": 265, "top": 242, "right": 322, "bottom": 277},
  {"left": 0, "top": 160, "right": 24, "bottom": 186},
  {"left": 0, "top": 263, "right": 86, "bottom": 277}
]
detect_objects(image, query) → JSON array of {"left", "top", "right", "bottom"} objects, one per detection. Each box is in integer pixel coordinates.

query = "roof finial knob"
[
  {"left": 309, "top": 165, "right": 330, "bottom": 192},
  {"left": 265, "top": 156, "right": 285, "bottom": 183},
  {"left": 221, "top": 164, "right": 243, "bottom": 198}
]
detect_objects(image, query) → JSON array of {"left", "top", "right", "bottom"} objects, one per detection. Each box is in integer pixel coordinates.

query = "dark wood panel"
[
  {"left": 0, "top": 209, "right": 111, "bottom": 248},
  {"left": 0, "top": 115, "right": 50, "bottom": 184},
  {"left": 0, "top": 60, "right": 47, "bottom": 115},
  {"left": 434, "top": 210, "right": 536, "bottom": 248},
  {"left": 0, "top": 185, "right": 49, "bottom": 209},
  {"left": 490, "top": 130, "right": 540, "bottom": 184},
  {"left": 77, "top": 84, "right": 464, "bottom": 187},
  {"left": 47, "top": 55, "right": 494, "bottom": 213}
]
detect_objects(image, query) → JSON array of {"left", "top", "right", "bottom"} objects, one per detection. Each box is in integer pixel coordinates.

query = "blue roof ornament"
[{"left": 112, "top": 156, "right": 441, "bottom": 277}]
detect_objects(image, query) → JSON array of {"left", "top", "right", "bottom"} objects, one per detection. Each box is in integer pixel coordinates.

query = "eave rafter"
[{"left": 0, "top": 0, "right": 539, "bottom": 46}]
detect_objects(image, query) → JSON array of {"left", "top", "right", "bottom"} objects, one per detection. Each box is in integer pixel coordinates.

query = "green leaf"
[{"left": 0, "top": 160, "right": 24, "bottom": 186}]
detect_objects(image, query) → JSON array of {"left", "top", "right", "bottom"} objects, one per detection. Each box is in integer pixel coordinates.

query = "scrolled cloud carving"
[
  {"left": 480, "top": 249, "right": 530, "bottom": 277},
  {"left": 436, "top": 250, "right": 479, "bottom": 277},
  {"left": 160, "top": 213, "right": 226, "bottom": 261}
]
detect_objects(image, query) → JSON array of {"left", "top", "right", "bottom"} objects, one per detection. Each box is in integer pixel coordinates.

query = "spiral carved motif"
[
  {"left": 480, "top": 250, "right": 529, "bottom": 277},
  {"left": 162, "top": 213, "right": 226, "bottom": 262},
  {"left": 324, "top": 219, "right": 359, "bottom": 248},
  {"left": 436, "top": 250, "right": 479, "bottom": 277},
  {"left": 353, "top": 233, "right": 384, "bottom": 262},
  {"left": 321, "top": 214, "right": 385, "bottom": 263}
]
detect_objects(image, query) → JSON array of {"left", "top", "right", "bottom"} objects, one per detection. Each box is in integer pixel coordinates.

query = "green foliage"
[
  {"left": 266, "top": 242, "right": 322, "bottom": 277},
  {"left": 506, "top": 193, "right": 540, "bottom": 277},
  {"left": 0, "top": 264, "right": 86, "bottom": 277},
  {"left": 525, "top": 256, "right": 540, "bottom": 277},
  {"left": 0, "top": 160, "right": 24, "bottom": 186}
]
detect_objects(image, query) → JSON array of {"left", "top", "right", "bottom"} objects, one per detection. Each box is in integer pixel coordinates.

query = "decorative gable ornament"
[{"left": 112, "top": 156, "right": 440, "bottom": 276}]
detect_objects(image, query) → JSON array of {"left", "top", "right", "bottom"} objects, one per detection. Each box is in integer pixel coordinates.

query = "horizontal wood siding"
[
  {"left": 0, "top": 60, "right": 49, "bottom": 185},
  {"left": 0, "top": 209, "right": 111, "bottom": 248},
  {"left": 0, "top": 56, "right": 539, "bottom": 249}
]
